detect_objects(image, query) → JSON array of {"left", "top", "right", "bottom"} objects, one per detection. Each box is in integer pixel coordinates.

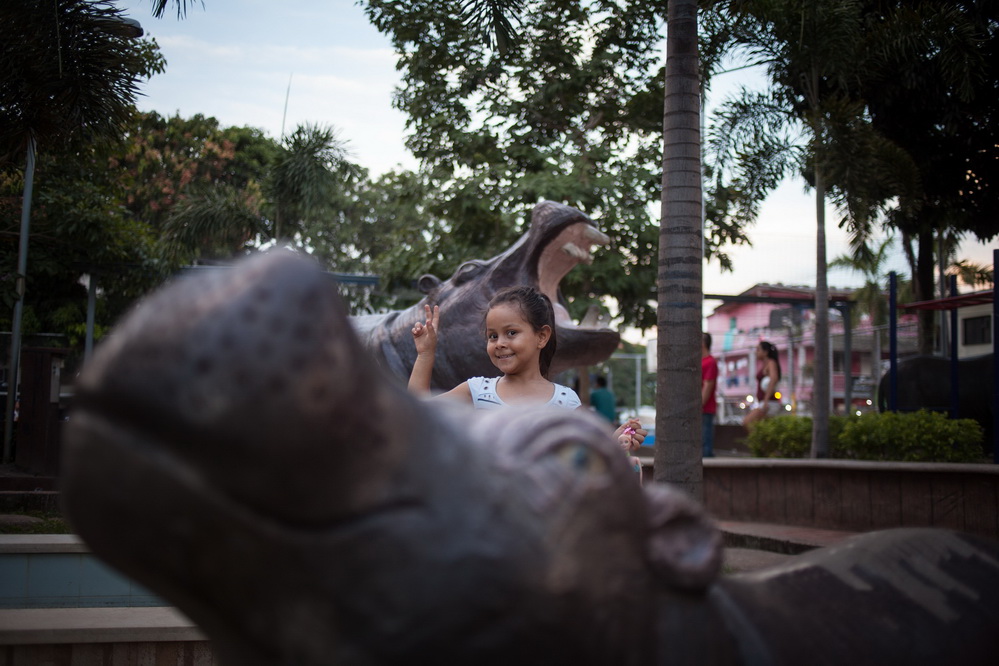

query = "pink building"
[{"left": 704, "top": 283, "right": 918, "bottom": 424}]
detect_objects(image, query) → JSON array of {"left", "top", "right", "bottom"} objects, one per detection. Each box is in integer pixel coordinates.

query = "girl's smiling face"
[{"left": 485, "top": 302, "right": 551, "bottom": 375}]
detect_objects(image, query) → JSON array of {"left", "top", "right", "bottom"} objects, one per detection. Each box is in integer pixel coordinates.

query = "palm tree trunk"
[
  {"left": 655, "top": 0, "right": 703, "bottom": 499},
  {"left": 916, "top": 229, "right": 936, "bottom": 354},
  {"left": 811, "top": 162, "right": 830, "bottom": 458}
]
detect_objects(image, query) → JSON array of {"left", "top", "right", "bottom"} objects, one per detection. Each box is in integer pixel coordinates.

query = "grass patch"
[{"left": 0, "top": 511, "right": 72, "bottom": 534}]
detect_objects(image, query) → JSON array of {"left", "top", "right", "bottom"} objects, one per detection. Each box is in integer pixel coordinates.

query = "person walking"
[
  {"left": 701, "top": 332, "right": 719, "bottom": 457},
  {"left": 743, "top": 340, "right": 782, "bottom": 429},
  {"left": 589, "top": 375, "right": 617, "bottom": 424}
]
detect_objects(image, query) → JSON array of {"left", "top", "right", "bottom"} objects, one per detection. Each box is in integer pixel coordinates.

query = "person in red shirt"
[{"left": 702, "top": 332, "right": 719, "bottom": 457}]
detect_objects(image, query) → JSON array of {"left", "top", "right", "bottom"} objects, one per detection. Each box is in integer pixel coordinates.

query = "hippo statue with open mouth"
[
  {"left": 61, "top": 251, "right": 999, "bottom": 665},
  {"left": 352, "top": 200, "right": 620, "bottom": 389}
]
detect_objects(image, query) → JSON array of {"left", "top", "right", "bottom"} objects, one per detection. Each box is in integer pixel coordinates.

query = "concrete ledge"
[
  {"left": 0, "top": 607, "right": 205, "bottom": 645},
  {"left": 0, "top": 534, "right": 86, "bottom": 554},
  {"left": 703, "top": 458, "right": 999, "bottom": 474},
  {"left": 703, "top": 458, "right": 999, "bottom": 539}
]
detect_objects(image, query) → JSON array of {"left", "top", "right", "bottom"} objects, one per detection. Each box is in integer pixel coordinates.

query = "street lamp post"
[{"left": 2, "top": 137, "right": 37, "bottom": 464}]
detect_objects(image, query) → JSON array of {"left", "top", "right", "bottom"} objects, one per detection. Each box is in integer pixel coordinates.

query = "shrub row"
[{"left": 745, "top": 410, "right": 985, "bottom": 463}]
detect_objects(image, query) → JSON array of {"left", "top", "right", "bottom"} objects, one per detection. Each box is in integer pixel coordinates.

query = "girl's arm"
[
  {"left": 408, "top": 305, "right": 439, "bottom": 396},
  {"left": 407, "top": 305, "right": 473, "bottom": 404}
]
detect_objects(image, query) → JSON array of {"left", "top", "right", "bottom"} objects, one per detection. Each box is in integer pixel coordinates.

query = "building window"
[{"left": 963, "top": 315, "right": 992, "bottom": 346}]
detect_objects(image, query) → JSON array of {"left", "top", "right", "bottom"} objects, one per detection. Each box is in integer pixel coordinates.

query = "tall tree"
[
  {"left": 452, "top": 0, "right": 707, "bottom": 496},
  {"left": 0, "top": 0, "right": 160, "bottom": 461},
  {"left": 655, "top": 0, "right": 703, "bottom": 497},
  {"left": 267, "top": 123, "right": 361, "bottom": 243},
  {"left": 359, "top": 0, "right": 755, "bottom": 332},
  {"left": 855, "top": 1, "right": 998, "bottom": 353},
  {"left": 702, "top": 0, "right": 934, "bottom": 457}
]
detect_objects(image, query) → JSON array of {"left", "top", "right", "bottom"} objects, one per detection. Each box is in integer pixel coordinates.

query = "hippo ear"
[
  {"left": 644, "top": 484, "right": 723, "bottom": 591},
  {"left": 418, "top": 274, "right": 442, "bottom": 294}
]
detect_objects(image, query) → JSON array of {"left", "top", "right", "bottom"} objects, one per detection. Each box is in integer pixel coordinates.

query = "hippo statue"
[
  {"left": 61, "top": 252, "right": 999, "bottom": 665},
  {"left": 878, "top": 353, "right": 994, "bottom": 451},
  {"left": 352, "top": 200, "right": 620, "bottom": 389}
]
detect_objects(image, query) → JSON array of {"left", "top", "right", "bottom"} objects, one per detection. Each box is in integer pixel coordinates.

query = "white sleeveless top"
[{"left": 467, "top": 376, "right": 581, "bottom": 410}]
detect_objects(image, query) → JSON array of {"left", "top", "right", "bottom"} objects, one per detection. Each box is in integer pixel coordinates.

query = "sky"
[{"left": 118, "top": 0, "right": 996, "bottom": 330}]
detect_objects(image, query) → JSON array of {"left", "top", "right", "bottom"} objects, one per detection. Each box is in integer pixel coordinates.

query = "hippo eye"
[
  {"left": 553, "top": 442, "right": 608, "bottom": 475},
  {"left": 453, "top": 261, "right": 486, "bottom": 285}
]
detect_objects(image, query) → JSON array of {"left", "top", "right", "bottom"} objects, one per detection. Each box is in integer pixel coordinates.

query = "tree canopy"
[{"left": 362, "top": 0, "right": 756, "bottom": 330}]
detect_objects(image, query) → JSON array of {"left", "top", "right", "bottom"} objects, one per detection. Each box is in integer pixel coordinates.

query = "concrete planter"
[{"left": 702, "top": 458, "right": 999, "bottom": 540}]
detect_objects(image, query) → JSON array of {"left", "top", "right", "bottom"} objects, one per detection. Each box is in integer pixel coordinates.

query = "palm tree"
[
  {"left": 950, "top": 260, "right": 993, "bottom": 290},
  {"left": 829, "top": 236, "right": 909, "bottom": 381},
  {"left": 704, "top": 0, "right": 919, "bottom": 457},
  {"left": 266, "top": 123, "right": 360, "bottom": 242},
  {"left": 0, "top": 0, "right": 149, "bottom": 462},
  {"left": 159, "top": 185, "right": 267, "bottom": 264},
  {"left": 156, "top": 122, "right": 361, "bottom": 264},
  {"left": 654, "top": 0, "right": 704, "bottom": 497},
  {"left": 463, "top": 0, "right": 708, "bottom": 497}
]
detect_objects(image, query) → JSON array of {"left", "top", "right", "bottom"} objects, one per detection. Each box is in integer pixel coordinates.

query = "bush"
[
  {"left": 746, "top": 415, "right": 812, "bottom": 458},
  {"left": 838, "top": 410, "right": 983, "bottom": 463},
  {"left": 746, "top": 410, "right": 984, "bottom": 463}
]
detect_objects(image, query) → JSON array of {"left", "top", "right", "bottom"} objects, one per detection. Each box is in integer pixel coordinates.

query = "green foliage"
[
  {"left": 0, "top": 0, "right": 156, "bottom": 164},
  {"left": 0, "top": 512, "right": 71, "bottom": 535},
  {"left": 839, "top": 411, "right": 984, "bottom": 463},
  {"left": 362, "top": 0, "right": 744, "bottom": 331},
  {"left": 118, "top": 112, "right": 278, "bottom": 234},
  {"left": 747, "top": 411, "right": 984, "bottom": 463},
  {"left": 267, "top": 123, "right": 362, "bottom": 241},
  {"left": 0, "top": 144, "right": 163, "bottom": 342},
  {"left": 746, "top": 415, "right": 815, "bottom": 458}
]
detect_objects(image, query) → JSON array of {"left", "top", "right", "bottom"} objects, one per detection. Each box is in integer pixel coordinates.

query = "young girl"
[{"left": 408, "top": 286, "right": 645, "bottom": 473}]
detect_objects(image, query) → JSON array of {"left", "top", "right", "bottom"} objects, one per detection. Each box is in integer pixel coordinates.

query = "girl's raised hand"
[
  {"left": 614, "top": 418, "right": 647, "bottom": 452},
  {"left": 411, "top": 304, "right": 440, "bottom": 355}
]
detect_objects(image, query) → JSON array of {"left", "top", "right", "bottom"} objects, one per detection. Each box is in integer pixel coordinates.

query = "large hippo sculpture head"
[
  {"left": 61, "top": 250, "right": 719, "bottom": 665},
  {"left": 351, "top": 200, "right": 621, "bottom": 389},
  {"left": 62, "top": 251, "right": 999, "bottom": 665}
]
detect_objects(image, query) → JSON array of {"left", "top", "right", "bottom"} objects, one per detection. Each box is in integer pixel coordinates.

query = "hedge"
[{"left": 745, "top": 410, "right": 984, "bottom": 463}]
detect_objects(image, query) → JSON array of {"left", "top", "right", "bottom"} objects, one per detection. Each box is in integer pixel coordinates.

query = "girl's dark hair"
[
  {"left": 487, "top": 286, "right": 557, "bottom": 378},
  {"left": 759, "top": 340, "right": 782, "bottom": 381}
]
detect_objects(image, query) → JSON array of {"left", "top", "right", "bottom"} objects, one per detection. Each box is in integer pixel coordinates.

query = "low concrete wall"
[
  {"left": 0, "top": 536, "right": 163, "bottom": 609},
  {"left": 0, "top": 607, "right": 214, "bottom": 665},
  {"left": 702, "top": 458, "right": 999, "bottom": 540},
  {"left": 0, "top": 536, "right": 215, "bottom": 664}
]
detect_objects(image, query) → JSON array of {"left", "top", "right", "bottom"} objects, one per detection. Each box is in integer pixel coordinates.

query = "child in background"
[{"left": 408, "top": 286, "right": 645, "bottom": 468}]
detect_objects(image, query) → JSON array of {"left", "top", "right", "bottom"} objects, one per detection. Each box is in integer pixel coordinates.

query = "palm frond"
[
  {"left": 149, "top": 1, "right": 203, "bottom": 20},
  {"left": 160, "top": 184, "right": 264, "bottom": 264},
  {"left": 460, "top": 0, "right": 523, "bottom": 53}
]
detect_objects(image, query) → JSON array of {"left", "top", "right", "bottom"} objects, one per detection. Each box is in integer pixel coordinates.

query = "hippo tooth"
[
  {"left": 583, "top": 226, "right": 610, "bottom": 245},
  {"left": 561, "top": 242, "right": 594, "bottom": 264}
]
